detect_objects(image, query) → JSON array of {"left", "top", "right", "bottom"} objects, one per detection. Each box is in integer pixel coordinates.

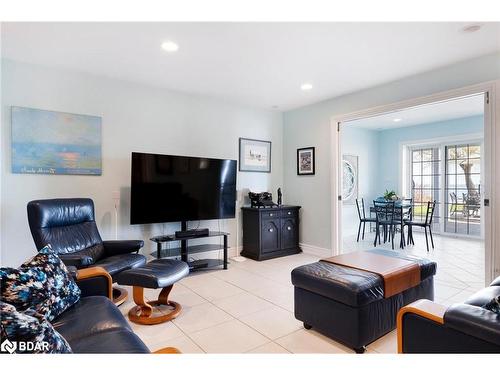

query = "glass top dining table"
[{"left": 369, "top": 198, "right": 412, "bottom": 213}]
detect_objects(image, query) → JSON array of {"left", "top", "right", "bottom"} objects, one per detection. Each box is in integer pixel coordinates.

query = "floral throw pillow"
[
  {"left": 0, "top": 245, "right": 81, "bottom": 321},
  {"left": 0, "top": 301, "right": 72, "bottom": 354},
  {"left": 482, "top": 296, "right": 500, "bottom": 314}
]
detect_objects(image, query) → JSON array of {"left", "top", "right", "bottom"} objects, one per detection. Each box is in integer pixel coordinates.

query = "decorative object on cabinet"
[
  {"left": 297, "top": 147, "right": 315, "bottom": 175},
  {"left": 277, "top": 188, "right": 282, "bottom": 206},
  {"left": 342, "top": 154, "right": 358, "bottom": 204},
  {"left": 11, "top": 106, "right": 102, "bottom": 175},
  {"left": 239, "top": 138, "right": 271, "bottom": 173},
  {"left": 248, "top": 191, "right": 277, "bottom": 208},
  {"left": 241, "top": 205, "right": 301, "bottom": 260}
]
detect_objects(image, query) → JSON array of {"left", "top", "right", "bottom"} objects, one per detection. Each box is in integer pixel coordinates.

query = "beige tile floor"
[{"left": 118, "top": 232, "right": 484, "bottom": 354}]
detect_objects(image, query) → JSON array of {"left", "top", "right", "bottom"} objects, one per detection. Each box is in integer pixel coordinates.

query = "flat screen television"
[{"left": 130, "top": 152, "right": 237, "bottom": 224}]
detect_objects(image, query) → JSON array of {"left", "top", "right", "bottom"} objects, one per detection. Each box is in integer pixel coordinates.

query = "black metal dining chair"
[
  {"left": 406, "top": 200, "right": 436, "bottom": 252},
  {"left": 355, "top": 198, "right": 377, "bottom": 242},
  {"left": 373, "top": 200, "right": 396, "bottom": 248},
  {"left": 393, "top": 198, "right": 412, "bottom": 249}
]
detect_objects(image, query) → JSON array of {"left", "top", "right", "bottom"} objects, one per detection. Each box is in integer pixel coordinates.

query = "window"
[
  {"left": 410, "top": 147, "right": 441, "bottom": 232},
  {"left": 444, "top": 144, "right": 481, "bottom": 235}
]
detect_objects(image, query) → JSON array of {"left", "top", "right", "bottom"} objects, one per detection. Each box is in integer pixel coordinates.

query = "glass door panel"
[
  {"left": 410, "top": 147, "right": 440, "bottom": 232},
  {"left": 444, "top": 144, "right": 481, "bottom": 236}
]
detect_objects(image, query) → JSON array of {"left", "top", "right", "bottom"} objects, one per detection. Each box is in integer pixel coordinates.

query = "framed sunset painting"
[{"left": 11, "top": 107, "right": 102, "bottom": 175}]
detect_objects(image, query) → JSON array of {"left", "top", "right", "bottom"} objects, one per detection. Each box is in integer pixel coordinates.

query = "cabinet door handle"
[
  {"left": 269, "top": 213, "right": 274, "bottom": 217},
  {"left": 287, "top": 226, "right": 291, "bottom": 230},
  {"left": 287, "top": 211, "right": 291, "bottom": 215},
  {"left": 269, "top": 228, "right": 274, "bottom": 232}
]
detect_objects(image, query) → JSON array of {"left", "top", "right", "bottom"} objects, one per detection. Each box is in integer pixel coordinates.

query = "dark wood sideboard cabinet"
[{"left": 241, "top": 205, "right": 301, "bottom": 261}]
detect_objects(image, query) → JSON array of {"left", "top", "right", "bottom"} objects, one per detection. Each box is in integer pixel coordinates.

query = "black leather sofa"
[
  {"left": 398, "top": 276, "right": 500, "bottom": 353},
  {"left": 56, "top": 266, "right": 151, "bottom": 353}
]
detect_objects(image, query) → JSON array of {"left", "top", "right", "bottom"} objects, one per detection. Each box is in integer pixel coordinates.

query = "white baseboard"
[
  {"left": 228, "top": 246, "right": 240, "bottom": 258},
  {"left": 299, "top": 243, "right": 332, "bottom": 257},
  {"left": 232, "top": 244, "right": 331, "bottom": 258}
]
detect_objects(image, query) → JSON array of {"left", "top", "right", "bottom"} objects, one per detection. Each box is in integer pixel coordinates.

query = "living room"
[{"left": 1, "top": 1, "right": 500, "bottom": 373}]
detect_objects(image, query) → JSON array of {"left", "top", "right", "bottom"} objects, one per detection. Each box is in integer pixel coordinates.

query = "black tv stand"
[
  {"left": 175, "top": 228, "right": 209, "bottom": 238},
  {"left": 150, "top": 221, "right": 228, "bottom": 271}
]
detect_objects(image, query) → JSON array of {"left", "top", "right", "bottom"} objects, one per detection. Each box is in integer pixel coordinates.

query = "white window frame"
[{"left": 402, "top": 133, "right": 484, "bottom": 239}]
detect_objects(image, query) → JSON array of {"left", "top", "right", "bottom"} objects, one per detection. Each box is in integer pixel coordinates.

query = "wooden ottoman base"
[
  {"left": 128, "top": 285, "right": 182, "bottom": 325},
  {"left": 113, "top": 287, "right": 129, "bottom": 306}
]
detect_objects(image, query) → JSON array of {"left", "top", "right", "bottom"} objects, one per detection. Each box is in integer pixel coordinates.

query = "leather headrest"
[{"left": 27, "top": 198, "right": 96, "bottom": 228}]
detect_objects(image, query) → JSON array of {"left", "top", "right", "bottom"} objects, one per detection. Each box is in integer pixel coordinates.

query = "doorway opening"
[{"left": 337, "top": 93, "right": 489, "bottom": 303}]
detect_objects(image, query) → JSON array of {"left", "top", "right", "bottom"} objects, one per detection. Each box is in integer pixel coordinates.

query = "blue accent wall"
[
  {"left": 340, "top": 115, "right": 483, "bottom": 236},
  {"left": 377, "top": 115, "right": 483, "bottom": 195}
]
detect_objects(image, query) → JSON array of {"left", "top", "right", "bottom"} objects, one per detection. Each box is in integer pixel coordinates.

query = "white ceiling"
[
  {"left": 1, "top": 22, "right": 500, "bottom": 111},
  {"left": 345, "top": 94, "right": 484, "bottom": 130}
]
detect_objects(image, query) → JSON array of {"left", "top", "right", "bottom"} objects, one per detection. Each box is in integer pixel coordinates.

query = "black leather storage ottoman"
[{"left": 291, "top": 249, "right": 436, "bottom": 353}]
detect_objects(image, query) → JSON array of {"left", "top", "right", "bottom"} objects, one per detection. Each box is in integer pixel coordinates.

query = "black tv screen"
[{"left": 130, "top": 152, "right": 237, "bottom": 224}]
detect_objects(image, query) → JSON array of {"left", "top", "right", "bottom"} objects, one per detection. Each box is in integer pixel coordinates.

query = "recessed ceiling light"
[
  {"left": 393, "top": 118, "right": 402, "bottom": 122},
  {"left": 462, "top": 24, "right": 482, "bottom": 33},
  {"left": 300, "top": 83, "right": 313, "bottom": 91},
  {"left": 161, "top": 41, "right": 179, "bottom": 52}
]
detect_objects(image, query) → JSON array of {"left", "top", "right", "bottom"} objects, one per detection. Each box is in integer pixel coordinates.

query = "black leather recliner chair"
[
  {"left": 27, "top": 198, "right": 147, "bottom": 302},
  {"left": 398, "top": 276, "right": 500, "bottom": 353}
]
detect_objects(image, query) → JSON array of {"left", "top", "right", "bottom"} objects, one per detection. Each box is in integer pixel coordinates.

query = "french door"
[
  {"left": 409, "top": 147, "right": 441, "bottom": 233},
  {"left": 444, "top": 143, "right": 482, "bottom": 236},
  {"left": 408, "top": 140, "right": 483, "bottom": 237}
]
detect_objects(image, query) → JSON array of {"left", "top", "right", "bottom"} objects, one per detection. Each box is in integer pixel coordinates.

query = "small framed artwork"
[
  {"left": 239, "top": 138, "right": 271, "bottom": 173},
  {"left": 297, "top": 147, "right": 315, "bottom": 175}
]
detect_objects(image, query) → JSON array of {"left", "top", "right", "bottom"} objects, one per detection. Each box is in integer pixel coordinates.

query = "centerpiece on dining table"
[{"left": 383, "top": 189, "right": 399, "bottom": 201}]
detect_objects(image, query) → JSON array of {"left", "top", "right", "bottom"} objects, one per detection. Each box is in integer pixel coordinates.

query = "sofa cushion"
[
  {"left": 0, "top": 301, "right": 72, "bottom": 353},
  {"left": 464, "top": 286, "right": 500, "bottom": 307},
  {"left": 52, "top": 296, "right": 131, "bottom": 343},
  {"left": 68, "top": 329, "right": 150, "bottom": 353},
  {"left": 444, "top": 303, "right": 500, "bottom": 347},
  {"left": 0, "top": 245, "right": 80, "bottom": 321},
  {"left": 94, "top": 253, "right": 146, "bottom": 276}
]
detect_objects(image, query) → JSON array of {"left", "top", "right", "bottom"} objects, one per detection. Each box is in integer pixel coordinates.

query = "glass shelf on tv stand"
[{"left": 150, "top": 231, "right": 229, "bottom": 271}]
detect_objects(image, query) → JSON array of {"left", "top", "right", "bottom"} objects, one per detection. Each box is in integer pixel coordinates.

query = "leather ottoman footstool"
[
  {"left": 115, "top": 259, "right": 189, "bottom": 325},
  {"left": 291, "top": 249, "right": 436, "bottom": 353}
]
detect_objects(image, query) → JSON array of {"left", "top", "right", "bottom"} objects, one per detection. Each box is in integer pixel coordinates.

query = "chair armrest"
[
  {"left": 397, "top": 299, "right": 447, "bottom": 353},
  {"left": 153, "top": 347, "right": 181, "bottom": 354},
  {"left": 76, "top": 266, "right": 113, "bottom": 299},
  {"left": 444, "top": 303, "right": 500, "bottom": 346},
  {"left": 60, "top": 253, "right": 94, "bottom": 267},
  {"left": 66, "top": 265, "right": 78, "bottom": 279},
  {"left": 103, "top": 240, "right": 144, "bottom": 256}
]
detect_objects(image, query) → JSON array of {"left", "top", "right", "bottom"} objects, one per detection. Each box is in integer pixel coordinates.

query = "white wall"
[
  {"left": 0, "top": 59, "right": 283, "bottom": 267},
  {"left": 341, "top": 126, "right": 379, "bottom": 237},
  {"left": 283, "top": 51, "right": 500, "bottom": 252}
]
